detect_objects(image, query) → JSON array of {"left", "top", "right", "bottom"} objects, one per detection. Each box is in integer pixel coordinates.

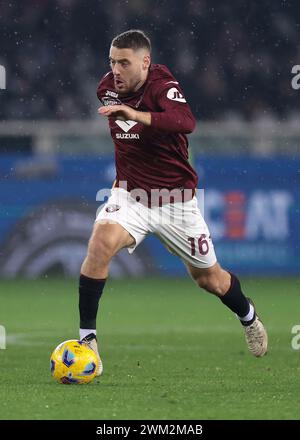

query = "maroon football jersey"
[{"left": 97, "top": 64, "right": 198, "bottom": 196}]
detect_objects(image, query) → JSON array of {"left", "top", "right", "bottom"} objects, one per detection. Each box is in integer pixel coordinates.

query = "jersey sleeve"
[
  {"left": 150, "top": 82, "right": 196, "bottom": 134},
  {"left": 96, "top": 71, "right": 111, "bottom": 103}
]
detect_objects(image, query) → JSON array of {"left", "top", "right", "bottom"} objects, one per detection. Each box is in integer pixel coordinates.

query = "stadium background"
[{"left": 0, "top": 0, "right": 300, "bottom": 421}]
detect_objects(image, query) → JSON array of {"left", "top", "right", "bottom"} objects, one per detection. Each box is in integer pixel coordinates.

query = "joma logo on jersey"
[
  {"left": 167, "top": 87, "right": 186, "bottom": 103},
  {"left": 0, "top": 65, "right": 6, "bottom": 90},
  {"left": 105, "top": 90, "right": 118, "bottom": 98}
]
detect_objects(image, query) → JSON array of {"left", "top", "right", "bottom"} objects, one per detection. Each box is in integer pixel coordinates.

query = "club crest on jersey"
[
  {"left": 102, "top": 96, "right": 122, "bottom": 106},
  {"left": 167, "top": 87, "right": 187, "bottom": 103},
  {"left": 105, "top": 204, "right": 121, "bottom": 213}
]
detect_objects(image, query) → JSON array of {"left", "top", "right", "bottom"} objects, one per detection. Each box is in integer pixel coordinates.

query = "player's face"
[{"left": 109, "top": 46, "right": 150, "bottom": 95}]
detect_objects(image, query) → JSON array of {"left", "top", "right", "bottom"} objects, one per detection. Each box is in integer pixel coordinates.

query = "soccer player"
[{"left": 79, "top": 30, "right": 268, "bottom": 376}]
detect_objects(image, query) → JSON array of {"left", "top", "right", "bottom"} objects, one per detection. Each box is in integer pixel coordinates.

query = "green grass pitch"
[{"left": 0, "top": 277, "right": 299, "bottom": 420}]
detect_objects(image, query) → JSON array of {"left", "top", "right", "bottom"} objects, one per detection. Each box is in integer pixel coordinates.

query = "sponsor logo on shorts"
[{"left": 105, "top": 204, "right": 121, "bottom": 213}]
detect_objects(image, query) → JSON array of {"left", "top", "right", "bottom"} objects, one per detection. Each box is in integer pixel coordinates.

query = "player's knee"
[{"left": 87, "top": 231, "right": 116, "bottom": 265}]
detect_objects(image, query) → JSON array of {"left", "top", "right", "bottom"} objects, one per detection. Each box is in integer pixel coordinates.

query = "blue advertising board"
[
  {"left": 196, "top": 156, "right": 299, "bottom": 275},
  {"left": 0, "top": 154, "right": 298, "bottom": 277}
]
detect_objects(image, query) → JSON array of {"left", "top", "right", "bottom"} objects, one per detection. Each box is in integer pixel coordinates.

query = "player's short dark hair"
[{"left": 112, "top": 29, "right": 151, "bottom": 53}]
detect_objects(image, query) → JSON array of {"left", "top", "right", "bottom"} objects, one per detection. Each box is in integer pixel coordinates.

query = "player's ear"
[{"left": 143, "top": 54, "right": 151, "bottom": 70}]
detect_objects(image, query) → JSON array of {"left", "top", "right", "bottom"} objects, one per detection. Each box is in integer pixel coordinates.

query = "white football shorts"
[{"left": 95, "top": 188, "right": 217, "bottom": 268}]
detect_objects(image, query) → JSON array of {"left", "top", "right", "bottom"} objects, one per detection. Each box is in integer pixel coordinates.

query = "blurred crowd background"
[
  {"left": 0, "top": 1, "right": 299, "bottom": 279},
  {"left": 0, "top": 0, "right": 299, "bottom": 121}
]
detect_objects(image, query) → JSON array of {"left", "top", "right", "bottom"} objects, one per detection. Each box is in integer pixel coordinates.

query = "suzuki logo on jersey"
[
  {"left": 167, "top": 87, "right": 187, "bottom": 103},
  {"left": 115, "top": 120, "right": 138, "bottom": 132},
  {"left": 115, "top": 119, "right": 140, "bottom": 139}
]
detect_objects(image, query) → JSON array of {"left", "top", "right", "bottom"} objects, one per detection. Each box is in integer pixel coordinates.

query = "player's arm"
[
  {"left": 98, "top": 84, "right": 195, "bottom": 134},
  {"left": 150, "top": 84, "right": 196, "bottom": 134},
  {"left": 98, "top": 105, "right": 151, "bottom": 126}
]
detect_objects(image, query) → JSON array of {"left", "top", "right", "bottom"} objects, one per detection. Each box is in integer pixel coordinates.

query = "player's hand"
[{"left": 98, "top": 105, "right": 137, "bottom": 122}]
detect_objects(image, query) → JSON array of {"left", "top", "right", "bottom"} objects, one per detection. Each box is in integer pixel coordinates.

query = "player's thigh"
[
  {"left": 155, "top": 198, "right": 217, "bottom": 269},
  {"left": 96, "top": 187, "right": 150, "bottom": 253},
  {"left": 88, "top": 221, "right": 135, "bottom": 259}
]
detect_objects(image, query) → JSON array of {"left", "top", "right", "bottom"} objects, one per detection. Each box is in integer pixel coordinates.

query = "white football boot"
[
  {"left": 244, "top": 298, "right": 268, "bottom": 357},
  {"left": 81, "top": 333, "right": 103, "bottom": 376}
]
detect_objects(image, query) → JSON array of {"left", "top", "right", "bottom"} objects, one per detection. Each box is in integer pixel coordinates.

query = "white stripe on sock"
[
  {"left": 238, "top": 303, "right": 255, "bottom": 322},
  {"left": 80, "top": 328, "right": 96, "bottom": 340}
]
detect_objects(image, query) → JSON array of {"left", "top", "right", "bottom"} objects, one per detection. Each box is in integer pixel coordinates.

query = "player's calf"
[
  {"left": 187, "top": 262, "right": 231, "bottom": 296},
  {"left": 79, "top": 222, "right": 135, "bottom": 369},
  {"left": 187, "top": 262, "right": 268, "bottom": 356}
]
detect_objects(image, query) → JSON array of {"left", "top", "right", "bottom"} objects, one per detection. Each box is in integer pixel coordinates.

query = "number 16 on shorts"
[{"left": 188, "top": 234, "right": 210, "bottom": 256}]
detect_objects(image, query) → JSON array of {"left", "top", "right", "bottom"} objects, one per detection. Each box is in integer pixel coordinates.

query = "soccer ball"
[{"left": 50, "top": 339, "right": 99, "bottom": 384}]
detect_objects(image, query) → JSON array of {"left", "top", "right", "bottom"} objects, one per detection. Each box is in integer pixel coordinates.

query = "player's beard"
[
  {"left": 114, "top": 78, "right": 127, "bottom": 94},
  {"left": 115, "top": 74, "right": 143, "bottom": 96}
]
